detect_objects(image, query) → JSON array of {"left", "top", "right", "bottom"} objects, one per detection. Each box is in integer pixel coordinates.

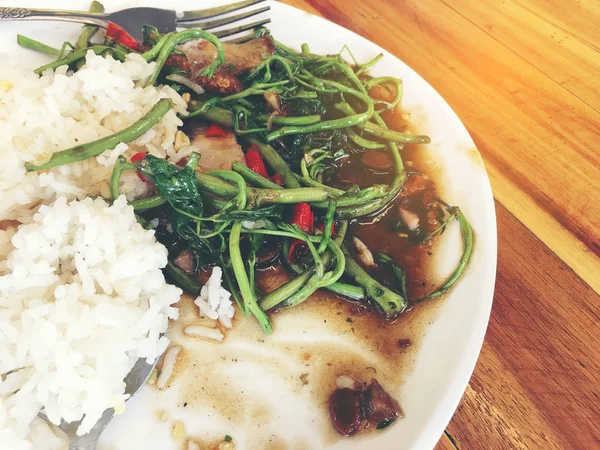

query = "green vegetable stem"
[
  {"left": 342, "top": 248, "right": 408, "bottom": 318},
  {"left": 75, "top": 1, "right": 105, "bottom": 51},
  {"left": 34, "top": 45, "right": 127, "bottom": 74},
  {"left": 27, "top": 99, "right": 172, "bottom": 171},
  {"left": 229, "top": 222, "right": 273, "bottom": 334}
]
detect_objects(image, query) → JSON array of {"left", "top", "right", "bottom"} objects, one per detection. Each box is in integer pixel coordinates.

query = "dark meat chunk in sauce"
[
  {"left": 329, "top": 378, "right": 402, "bottom": 436},
  {"left": 255, "top": 239, "right": 282, "bottom": 267},
  {"left": 399, "top": 172, "right": 430, "bottom": 198},
  {"left": 329, "top": 388, "right": 365, "bottom": 436},
  {"left": 362, "top": 378, "right": 403, "bottom": 427},
  {"left": 362, "top": 150, "right": 393, "bottom": 172},
  {"left": 169, "top": 36, "right": 276, "bottom": 95},
  {"left": 174, "top": 248, "right": 194, "bottom": 273}
]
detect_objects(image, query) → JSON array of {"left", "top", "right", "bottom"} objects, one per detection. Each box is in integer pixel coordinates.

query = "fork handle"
[{"left": 0, "top": 7, "right": 108, "bottom": 28}]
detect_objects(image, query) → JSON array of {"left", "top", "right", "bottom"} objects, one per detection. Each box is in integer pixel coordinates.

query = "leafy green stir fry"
[{"left": 22, "top": 19, "right": 473, "bottom": 335}]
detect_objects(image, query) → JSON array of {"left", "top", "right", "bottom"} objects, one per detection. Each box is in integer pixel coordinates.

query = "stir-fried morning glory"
[{"left": 21, "top": 22, "right": 473, "bottom": 334}]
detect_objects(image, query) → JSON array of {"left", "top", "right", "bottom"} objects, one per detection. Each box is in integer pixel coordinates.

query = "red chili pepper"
[
  {"left": 245, "top": 145, "right": 269, "bottom": 178},
  {"left": 205, "top": 123, "right": 228, "bottom": 138},
  {"left": 291, "top": 203, "right": 314, "bottom": 234},
  {"left": 270, "top": 173, "right": 284, "bottom": 186},
  {"left": 130, "top": 152, "right": 145, "bottom": 162},
  {"left": 130, "top": 152, "right": 149, "bottom": 182},
  {"left": 106, "top": 22, "right": 140, "bottom": 51},
  {"left": 288, "top": 203, "right": 315, "bottom": 263}
]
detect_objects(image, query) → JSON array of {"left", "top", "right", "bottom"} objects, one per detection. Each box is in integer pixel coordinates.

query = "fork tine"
[
  {"left": 212, "top": 18, "right": 271, "bottom": 39},
  {"left": 223, "top": 33, "right": 256, "bottom": 44},
  {"left": 179, "top": 0, "right": 268, "bottom": 22},
  {"left": 177, "top": 6, "right": 269, "bottom": 30}
]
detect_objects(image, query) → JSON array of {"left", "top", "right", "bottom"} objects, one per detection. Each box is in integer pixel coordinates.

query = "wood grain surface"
[{"left": 278, "top": 0, "right": 600, "bottom": 448}]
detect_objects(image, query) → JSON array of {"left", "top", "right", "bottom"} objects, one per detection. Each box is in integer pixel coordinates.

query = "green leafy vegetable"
[
  {"left": 135, "top": 153, "right": 203, "bottom": 218},
  {"left": 376, "top": 418, "right": 396, "bottom": 430},
  {"left": 286, "top": 97, "right": 327, "bottom": 116}
]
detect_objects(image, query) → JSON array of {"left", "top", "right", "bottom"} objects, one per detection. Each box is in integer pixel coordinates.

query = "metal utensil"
[
  {"left": 0, "top": 0, "right": 270, "bottom": 42},
  {"left": 40, "top": 357, "right": 158, "bottom": 450}
]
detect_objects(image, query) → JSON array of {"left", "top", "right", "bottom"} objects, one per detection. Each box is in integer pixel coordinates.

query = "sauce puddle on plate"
[{"left": 151, "top": 275, "right": 443, "bottom": 449}]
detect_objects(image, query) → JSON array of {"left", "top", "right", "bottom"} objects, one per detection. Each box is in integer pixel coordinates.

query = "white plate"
[{"left": 0, "top": 1, "right": 497, "bottom": 449}]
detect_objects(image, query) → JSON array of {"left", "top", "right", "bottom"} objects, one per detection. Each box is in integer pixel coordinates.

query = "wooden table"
[{"left": 280, "top": 0, "right": 600, "bottom": 448}]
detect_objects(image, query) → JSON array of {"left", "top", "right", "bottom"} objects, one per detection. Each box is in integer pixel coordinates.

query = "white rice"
[
  {"left": 184, "top": 325, "right": 224, "bottom": 342},
  {"left": 156, "top": 346, "right": 181, "bottom": 390},
  {"left": 0, "top": 50, "right": 187, "bottom": 224},
  {"left": 0, "top": 195, "right": 181, "bottom": 448},
  {"left": 193, "top": 267, "right": 235, "bottom": 329}
]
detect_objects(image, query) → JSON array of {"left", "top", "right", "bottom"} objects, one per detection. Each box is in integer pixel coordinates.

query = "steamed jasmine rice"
[
  {"left": 0, "top": 195, "right": 181, "bottom": 448},
  {"left": 0, "top": 50, "right": 187, "bottom": 223},
  {"left": 194, "top": 267, "right": 235, "bottom": 329},
  {"left": 0, "top": 51, "right": 188, "bottom": 449}
]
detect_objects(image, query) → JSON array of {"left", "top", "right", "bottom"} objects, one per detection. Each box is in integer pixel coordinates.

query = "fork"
[{"left": 0, "top": 0, "right": 271, "bottom": 42}]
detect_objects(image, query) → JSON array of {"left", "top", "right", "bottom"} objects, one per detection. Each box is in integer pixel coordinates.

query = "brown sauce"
[
  {"left": 0, "top": 220, "right": 19, "bottom": 231},
  {"left": 161, "top": 272, "right": 443, "bottom": 448},
  {"left": 156, "top": 82, "right": 450, "bottom": 447}
]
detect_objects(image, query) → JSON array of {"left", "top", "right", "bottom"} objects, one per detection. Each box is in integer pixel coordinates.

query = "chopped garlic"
[
  {"left": 154, "top": 410, "right": 169, "bottom": 422},
  {"left": 398, "top": 208, "right": 420, "bottom": 232},
  {"left": 174, "top": 130, "right": 191, "bottom": 151},
  {"left": 242, "top": 220, "right": 266, "bottom": 230},
  {"left": 218, "top": 441, "right": 235, "bottom": 450},
  {"left": 352, "top": 237, "right": 376, "bottom": 267},
  {"left": 172, "top": 421, "right": 185, "bottom": 440},
  {"left": 0, "top": 80, "right": 13, "bottom": 92}
]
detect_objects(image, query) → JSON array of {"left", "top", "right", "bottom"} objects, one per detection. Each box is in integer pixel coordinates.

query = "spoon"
[{"left": 41, "top": 357, "right": 158, "bottom": 450}]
